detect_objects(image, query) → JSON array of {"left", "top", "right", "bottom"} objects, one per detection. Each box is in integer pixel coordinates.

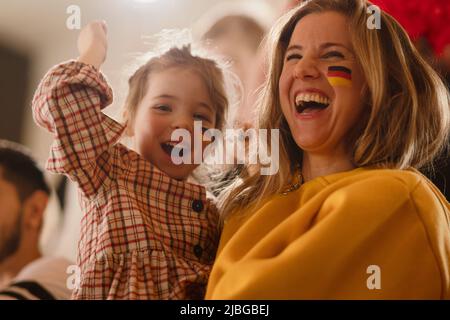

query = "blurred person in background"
[
  {"left": 196, "top": 9, "right": 267, "bottom": 191},
  {"left": 196, "top": 1, "right": 305, "bottom": 130},
  {"left": 201, "top": 13, "right": 266, "bottom": 129},
  {"left": 0, "top": 140, "right": 72, "bottom": 300},
  {"left": 196, "top": 1, "right": 300, "bottom": 190}
]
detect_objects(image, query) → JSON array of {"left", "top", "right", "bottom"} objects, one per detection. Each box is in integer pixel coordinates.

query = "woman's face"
[{"left": 279, "top": 11, "right": 366, "bottom": 156}]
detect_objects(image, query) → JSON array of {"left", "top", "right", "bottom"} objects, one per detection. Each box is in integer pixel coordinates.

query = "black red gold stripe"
[{"left": 327, "top": 66, "right": 352, "bottom": 86}]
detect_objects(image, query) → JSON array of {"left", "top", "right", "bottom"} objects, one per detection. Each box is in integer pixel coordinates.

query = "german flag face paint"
[{"left": 327, "top": 66, "right": 352, "bottom": 87}]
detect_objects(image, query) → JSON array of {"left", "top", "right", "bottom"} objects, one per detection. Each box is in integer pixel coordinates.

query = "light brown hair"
[{"left": 123, "top": 45, "right": 229, "bottom": 132}]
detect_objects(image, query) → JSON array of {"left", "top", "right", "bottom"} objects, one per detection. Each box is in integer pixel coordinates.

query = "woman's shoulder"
[
  {"left": 322, "top": 168, "right": 450, "bottom": 249},
  {"left": 341, "top": 167, "right": 436, "bottom": 190},
  {"left": 335, "top": 167, "right": 449, "bottom": 211}
]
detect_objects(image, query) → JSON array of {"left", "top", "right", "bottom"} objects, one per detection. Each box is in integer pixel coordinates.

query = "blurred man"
[{"left": 0, "top": 140, "right": 72, "bottom": 299}]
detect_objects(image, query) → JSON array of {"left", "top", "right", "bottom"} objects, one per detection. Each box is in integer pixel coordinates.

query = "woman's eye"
[
  {"left": 286, "top": 53, "right": 302, "bottom": 61},
  {"left": 154, "top": 105, "right": 171, "bottom": 111},
  {"left": 322, "top": 51, "right": 344, "bottom": 59}
]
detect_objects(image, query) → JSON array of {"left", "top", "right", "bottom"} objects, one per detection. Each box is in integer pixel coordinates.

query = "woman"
[{"left": 206, "top": 0, "right": 450, "bottom": 299}]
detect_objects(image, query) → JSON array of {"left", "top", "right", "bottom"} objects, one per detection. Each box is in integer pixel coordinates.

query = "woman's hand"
[{"left": 77, "top": 21, "right": 108, "bottom": 69}]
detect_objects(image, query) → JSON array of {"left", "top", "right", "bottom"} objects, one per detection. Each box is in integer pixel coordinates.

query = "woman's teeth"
[
  {"left": 295, "top": 93, "right": 331, "bottom": 114},
  {"left": 295, "top": 93, "right": 330, "bottom": 106}
]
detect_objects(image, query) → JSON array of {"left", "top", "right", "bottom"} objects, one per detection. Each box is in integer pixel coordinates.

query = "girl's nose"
[{"left": 172, "top": 114, "right": 193, "bottom": 133}]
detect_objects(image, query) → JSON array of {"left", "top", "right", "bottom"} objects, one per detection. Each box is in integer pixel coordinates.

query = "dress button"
[
  {"left": 192, "top": 199, "right": 204, "bottom": 213},
  {"left": 193, "top": 244, "right": 203, "bottom": 259}
]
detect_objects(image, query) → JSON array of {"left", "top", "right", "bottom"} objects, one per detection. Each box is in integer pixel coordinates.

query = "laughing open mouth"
[
  {"left": 161, "top": 142, "right": 184, "bottom": 157},
  {"left": 295, "top": 93, "right": 330, "bottom": 114}
]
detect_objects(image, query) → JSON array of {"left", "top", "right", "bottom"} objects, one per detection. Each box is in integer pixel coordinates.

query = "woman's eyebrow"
[
  {"left": 319, "top": 42, "right": 351, "bottom": 51},
  {"left": 286, "top": 45, "right": 303, "bottom": 54},
  {"left": 286, "top": 42, "right": 351, "bottom": 53}
]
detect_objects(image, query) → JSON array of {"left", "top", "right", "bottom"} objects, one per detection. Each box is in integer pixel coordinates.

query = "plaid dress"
[{"left": 32, "top": 60, "right": 220, "bottom": 299}]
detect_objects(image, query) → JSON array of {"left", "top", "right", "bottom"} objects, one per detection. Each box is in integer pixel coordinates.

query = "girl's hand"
[
  {"left": 77, "top": 21, "right": 108, "bottom": 69},
  {"left": 285, "top": 1, "right": 303, "bottom": 11}
]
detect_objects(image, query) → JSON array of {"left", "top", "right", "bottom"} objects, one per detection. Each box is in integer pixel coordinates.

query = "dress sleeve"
[{"left": 32, "top": 60, "right": 125, "bottom": 197}]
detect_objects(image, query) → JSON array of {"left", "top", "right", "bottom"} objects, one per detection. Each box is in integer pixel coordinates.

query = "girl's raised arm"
[{"left": 32, "top": 22, "right": 125, "bottom": 197}]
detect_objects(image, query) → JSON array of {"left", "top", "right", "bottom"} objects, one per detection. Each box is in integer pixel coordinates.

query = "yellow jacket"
[{"left": 206, "top": 168, "right": 450, "bottom": 299}]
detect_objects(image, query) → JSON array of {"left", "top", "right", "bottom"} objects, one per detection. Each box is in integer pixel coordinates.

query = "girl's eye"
[
  {"left": 193, "top": 113, "right": 211, "bottom": 132},
  {"left": 154, "top": 105, "right": 171, "bottom": 111},
  {"left": 322, "top": 51, "right": 344, "bottom": 59},
  {"left": 194, "top": 113, "right": 210, "bottom": 122},
  {"left": 286, "top": 53, "right": 302, "bottom": 61}
]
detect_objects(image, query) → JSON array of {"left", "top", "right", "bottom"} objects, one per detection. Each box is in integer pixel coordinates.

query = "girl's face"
[
  {"left": 131, "top": 67, "right": 217, "bottom": 180},
  {"left": 279, "top": 11, "right": 366, "bottom": 156}
]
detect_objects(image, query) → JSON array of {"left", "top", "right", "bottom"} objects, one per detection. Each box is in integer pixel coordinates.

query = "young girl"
[
  {"left": 206, "top": 0, "right": 450, "bottom": 299},
  {"left": 32, "top": 21, "right": 230, "bottom": 299}
]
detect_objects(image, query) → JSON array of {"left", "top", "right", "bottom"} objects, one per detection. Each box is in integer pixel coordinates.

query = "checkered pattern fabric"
[{"left": 32, "top": 60, "right": 220, "bottom": 299}]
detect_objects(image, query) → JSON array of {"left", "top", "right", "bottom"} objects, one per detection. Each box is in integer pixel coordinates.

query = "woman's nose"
[{"left": 293, "top": 57, "right": 320, "bottom": 80}]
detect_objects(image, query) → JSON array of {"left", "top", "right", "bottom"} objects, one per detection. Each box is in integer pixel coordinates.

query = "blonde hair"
[
  {"left": 123, "top": 44, "right": 230, "bottom": 132},
  {"left": 219, "top": 0, "right": 450, "bottom": 219}
]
